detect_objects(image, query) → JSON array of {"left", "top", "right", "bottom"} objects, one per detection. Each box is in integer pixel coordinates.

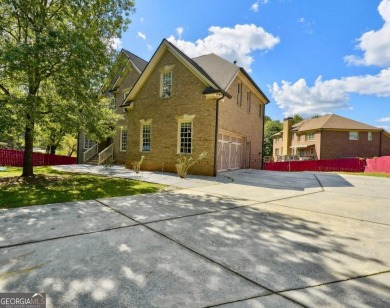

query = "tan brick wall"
[
  {"left": 112, "top": 63, "right": 141, "bottom": 164},
  {"left": 320, "top": 130, "right": 382, "bottom": 159},
  {"left": 273, "top": 130, "right": 320, "bottom": 160},
  {"left": 273, "top": 136, "right": 283, "bottom": 161},
  {"left": 219, "top": 78, "right": 265, "bottom": 169},
  {"left": 125, "top": 50, "right": 216, "bottom": 176}
]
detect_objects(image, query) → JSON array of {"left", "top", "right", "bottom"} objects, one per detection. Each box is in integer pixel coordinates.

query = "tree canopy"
[{"left": 0, "top": 0, "right": 135, "bottom": 176}]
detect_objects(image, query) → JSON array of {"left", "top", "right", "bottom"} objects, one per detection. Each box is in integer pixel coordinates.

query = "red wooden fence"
[
  {"left": 264, "top": 158, "right": 366, "bottom": 172},
  {"left": 0, "top": 149, "right": 76, "bottom": 167},
  {"left": 365, "top": 156, "right": 390, "bottom": 173}
]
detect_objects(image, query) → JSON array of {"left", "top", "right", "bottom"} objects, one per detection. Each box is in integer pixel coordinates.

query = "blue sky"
[{"left": 116, "top": 0, "right": 390, "bottom": 130}]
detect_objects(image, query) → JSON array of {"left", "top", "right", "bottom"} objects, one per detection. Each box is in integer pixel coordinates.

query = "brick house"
[
  {"left": 121, "top": 39, "right": 269, "bottom": 176},
  {"left": 272, "top": 114, "right": 390, "bottom": 161},
  {"left": 77, "top": 49, "right": 148, "bottom": 164}
]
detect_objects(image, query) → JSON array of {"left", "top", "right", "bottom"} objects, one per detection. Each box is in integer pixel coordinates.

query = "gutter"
[{"left": 214, "top": 94, "right": 225, "bottom": 177}]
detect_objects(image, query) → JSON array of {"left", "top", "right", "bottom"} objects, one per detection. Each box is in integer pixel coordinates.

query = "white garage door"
[{"left": 217, "top": 131, "right": 243, "bottom": 172}]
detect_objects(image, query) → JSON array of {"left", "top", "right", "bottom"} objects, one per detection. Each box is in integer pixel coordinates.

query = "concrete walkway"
[
  {"left": 1, "top": 167, "right": 389, "bottom": 307},
  {"left": 53, "top": 164, "right": 233, "bottom": 188}
]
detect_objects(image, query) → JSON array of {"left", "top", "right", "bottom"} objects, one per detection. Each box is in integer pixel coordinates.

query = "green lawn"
[
  {"left": 0, "top": 166, "right": 164, "bottom": 209},
  {"left": 337, "top": 172, "right": 390, "bottom": 178}
]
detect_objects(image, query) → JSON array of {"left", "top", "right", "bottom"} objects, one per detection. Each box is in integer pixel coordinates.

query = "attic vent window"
[{"left": 161, "top": 71, "right": 172, "bottom": 98}]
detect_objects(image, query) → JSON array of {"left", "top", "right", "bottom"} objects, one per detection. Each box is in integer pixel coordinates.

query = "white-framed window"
[
  {"left": 310, "top": 148, "right": 314, "bottom": 155},
  {"left": 177, "top": 122, "right": 191, "bottom": 154},
  {"left": 120, "top": 129, "right": 127, "bottom": 152},
  {"left": 84, "top": 137, "right": 94, "bottom": 149},
  {"left": 368, "top": 132, "right": 372, "bottom": 141},
  {"left": 161, "top": 71, "right": 172, "bottom": 98},
  {"left": 247, "top": 91, "right": 251, "bottom": 113},
  {"left": 275, "top": 148, "right": 279, "bottom": 156},
  {"left": 237, "top": 83, "right": 242, "bottom": 106},
  {"left": 275, "top": 136, "right": 281, "bottom": 144},
  {"left": 297, "top": 134, "right": 301, "bottom": 142},
  {"left": 140, "top": 124, "right": 151, "bottom": 152},
  {"left": 306, "top": 132, "right": 315, "bottom": 141},
  {"left": 349, "top": 131, "right": 359, "bottom": 140}
]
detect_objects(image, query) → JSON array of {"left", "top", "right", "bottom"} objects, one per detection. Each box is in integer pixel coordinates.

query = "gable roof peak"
[{"left": 120, "top": 49, "right": 148, "bottom": 72}]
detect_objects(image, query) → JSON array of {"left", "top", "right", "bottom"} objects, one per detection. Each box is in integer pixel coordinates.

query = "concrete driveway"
[{"left": 1, "top": 169, "right": 389, "bottom": 307}]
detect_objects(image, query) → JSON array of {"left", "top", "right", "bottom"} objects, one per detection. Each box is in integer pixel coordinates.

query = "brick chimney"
[{"left": 282, "top": 117, "right": 292, "bottom": 155}]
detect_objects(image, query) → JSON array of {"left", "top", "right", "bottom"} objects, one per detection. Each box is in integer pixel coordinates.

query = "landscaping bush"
[
  {"left": 132, "top": 156, "right": 145, "bottom": 173},
  {"left": 176, "top": 151, "right": 208, "bottom": 178}
]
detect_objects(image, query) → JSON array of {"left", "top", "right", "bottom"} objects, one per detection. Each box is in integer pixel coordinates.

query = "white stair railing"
[
  {"left": 83, "top": 144, "right": 98, "bottom": 163},
  {"left": 98, "top": 144, "right": 114, "bottom": 164}
]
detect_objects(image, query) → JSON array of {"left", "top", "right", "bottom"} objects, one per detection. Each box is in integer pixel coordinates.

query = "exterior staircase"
[
  {"left": 86, "top": 154, "right": 100, "bottom": 165},
  {"left": 84, "top": 144, "right": 114, "bottom": 165}
]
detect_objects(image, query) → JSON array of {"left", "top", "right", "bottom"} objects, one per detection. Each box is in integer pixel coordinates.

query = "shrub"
[
  {"left": 176, "top": 151, "right": 208, "bottom": 178},
  {"left": 132, "top": 156, "right": 145, "bottom": 174}
]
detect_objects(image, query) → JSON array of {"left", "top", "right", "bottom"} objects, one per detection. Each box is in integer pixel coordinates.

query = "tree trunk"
[
  {"left": 22, "top": 115, "right": 35, "bottom": 177},
  {"left": 50, "top": 145, "right": 56, "bottom": 155}
]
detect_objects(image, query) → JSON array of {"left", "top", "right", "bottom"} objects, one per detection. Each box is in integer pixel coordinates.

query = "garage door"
[{"left": 217, "top": 131, "right": 243, "bottom": 172}]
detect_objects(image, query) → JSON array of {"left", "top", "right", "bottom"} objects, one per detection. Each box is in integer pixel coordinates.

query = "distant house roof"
[
  {"left": 122, "top": 49, "right": 148, "bottom": 72},
  {"left": 292, "top": 114, "right": 382, "bottom": 132}
]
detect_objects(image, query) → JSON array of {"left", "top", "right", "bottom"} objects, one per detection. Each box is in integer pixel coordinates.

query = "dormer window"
[{"left": 159, "top": 65, "right": 174, "bottom": 98}]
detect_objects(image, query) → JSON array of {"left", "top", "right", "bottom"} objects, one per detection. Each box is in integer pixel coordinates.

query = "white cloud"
[
  {"left": 167, "top": 24, "right": 280, "bottom": 71},
  {"left": 251, "top": 0, "right": 268, "bottom": 12},
  {"left": 345, "top": 0, "right": 390, "bottom": 66},
  {"left": 176, "top": 26, "right": 184, "bottom": 38},
  {"left": 137, "top": 32, "right": 146, "bottom": 40},
  {"left": 377, "top": 117, "right": 390, "bottom": 122},
  {"left": 272, "top": 0, "right": 390, "bottom": 117},
  {"left": 108, "top": 37, "right": 122, "bottom": 50},
  {"left": 297, "top": 17, "right": 305, "bottom": 23},
  {"left": 140, "top": 17, "right": 144, "bottom": 23},
  {"left": 251, "top": 1, "right": 260, "bottom": 12},
  {"left": 271, "top": 68, "right": 390, "bottom": 117},
  {"left": 146, "top": 44, "right": 153, "bottom": 51}
]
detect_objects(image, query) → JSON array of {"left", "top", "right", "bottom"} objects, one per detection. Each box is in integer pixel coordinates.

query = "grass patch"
[
  {"left": 336, "top": 172, "right": 390, "bottom": 178},
  {"left": 0, "top": 167, "right": 164, "bottom": 209}
]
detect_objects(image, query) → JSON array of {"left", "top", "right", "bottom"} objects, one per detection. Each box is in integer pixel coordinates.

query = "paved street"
[{"left": 1, "top": 168, "right": 389, "bottom": 307}]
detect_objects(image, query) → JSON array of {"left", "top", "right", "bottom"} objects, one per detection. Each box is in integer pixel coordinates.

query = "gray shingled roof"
[
  {"left": 292, "top": 114, "right": 381, "bottom": 132},
  {"left": 192, "top": 54, "right": 239, "bottom": 91},
  {"left": 122, "top": 49, "right": 148, "bottom": 72}
]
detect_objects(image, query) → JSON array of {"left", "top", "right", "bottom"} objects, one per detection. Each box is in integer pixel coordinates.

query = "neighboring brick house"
[
  {"left": 272, "top": 114, "right": 390, "bottom": 161},
  {"left": 77, "top": 49, "right": 148, "bottom": 164},
  {"left": 121, "top": 39, "right": 269, "bottom": 176}
]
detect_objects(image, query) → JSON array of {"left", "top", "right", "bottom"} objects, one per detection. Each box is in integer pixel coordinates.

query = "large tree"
[
  {"left": 0, "top": 0, "right": 135, "bottom": 176},
  {"left": 263, "top": 116, "right": 282, "bottom": 157}
]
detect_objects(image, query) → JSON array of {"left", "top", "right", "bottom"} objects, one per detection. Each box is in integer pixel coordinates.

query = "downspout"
[
  {"left": 319, "top": 129, "right": 323, "bottom": 160},
  {"left": 214, "top": 94, "right": 225, "bottom": 177},
  {"left": 261, "top": 104, "right": 265, "bottom": 169}
]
